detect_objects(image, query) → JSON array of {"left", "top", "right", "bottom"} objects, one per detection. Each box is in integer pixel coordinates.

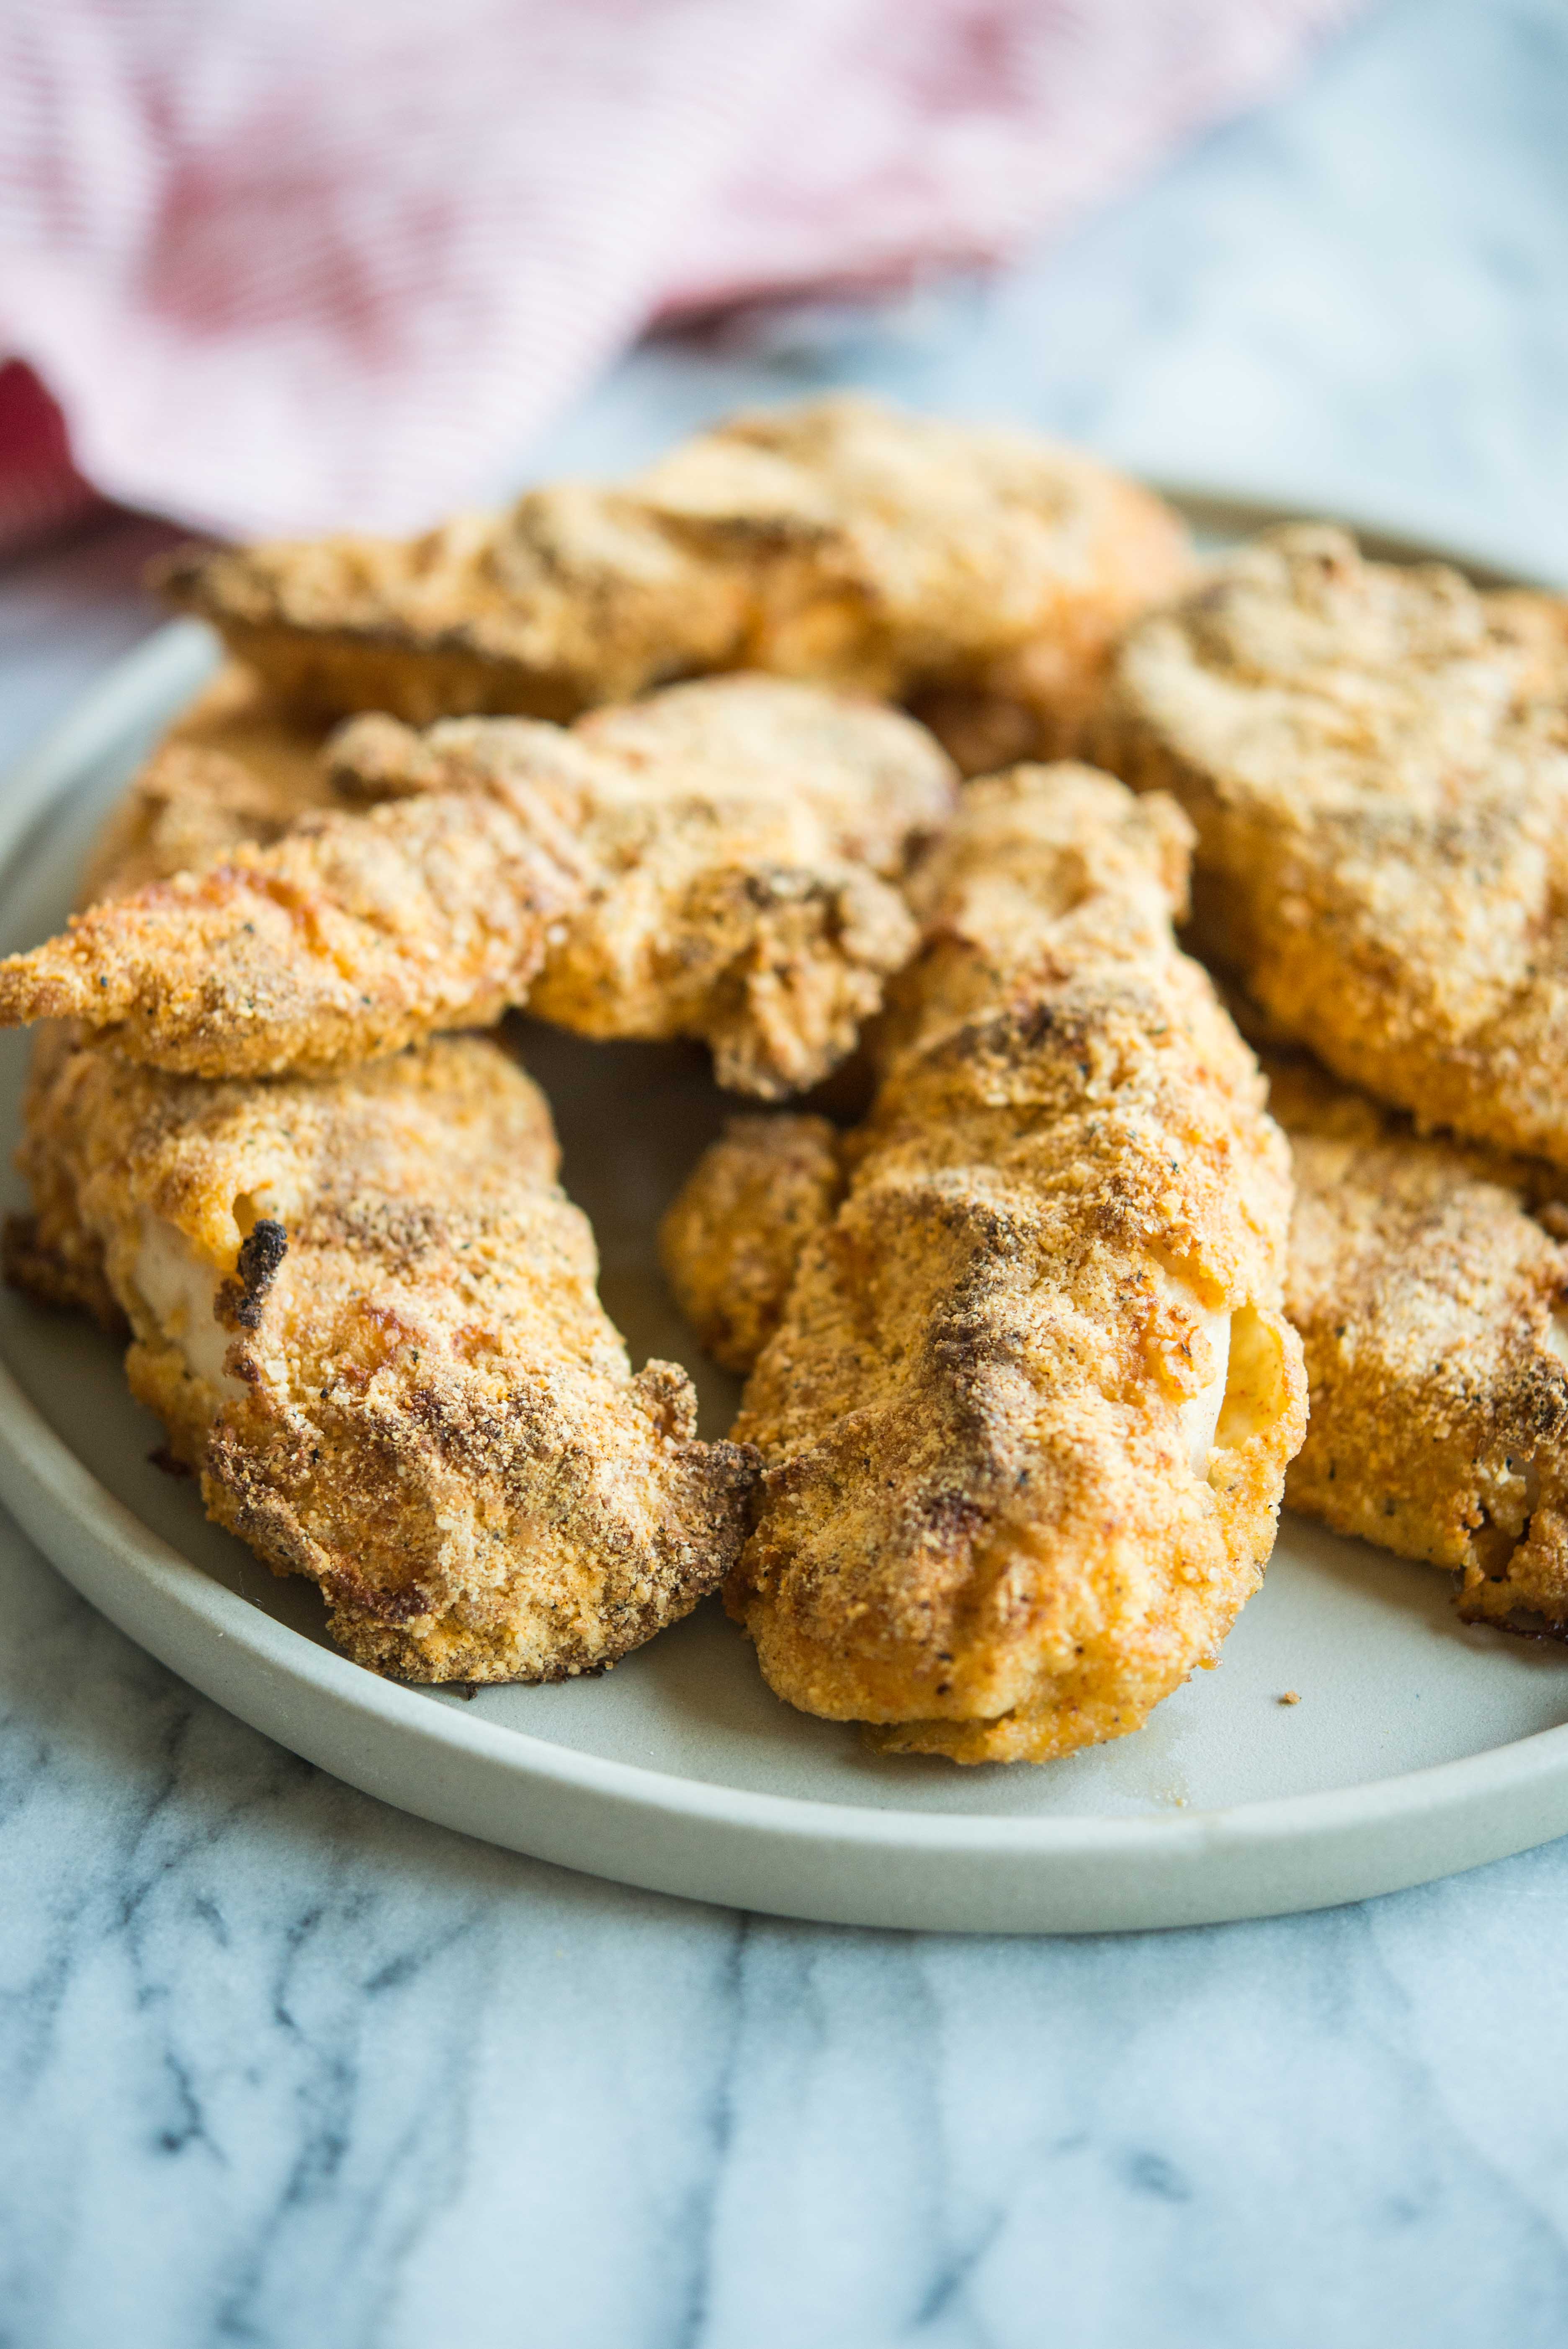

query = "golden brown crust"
[
  {"left": 160, "top": 396, "right": 1190, "bottom": 758},
  {"left": 1096, "top": 527, "right": 1568, "bottom": 1166},
  {"left": 77, "top": 662, "right": 335, "bottom": 906},
  {"left": 7, "top": 672, "right": 341, "bottom": 1321},
  {"left": 8, "top": 668, "right": 758, "bottom": 1677},
  {"left": 1485, "top": 586, "right": 1568, "bottom": 702},
  {"left": 1267, "top": 1049, "right": 1568, "bottom": 1636},
  {"left": 907, "top": 466, "right": 1197, "bottom": 772},
  {"left": 0, "top": 788, "right": 586, "bottom": 1078},
  {"left": 23, "top": 1032, "right": 757, "bottom": 1680},
  {"left": 659, "top": 1114, "right": 845, "bottom": 1373},
  {"left": 725, "top": 764, "right": 1307, "bottom": 1763},
  {"left": 156, "top": 486, "right": 753, "bottom": 724},
  {"left": 661, "top": 1026, "right": 1568, "bottom": 1650},
  {"left": 331, "top": 674, "right": 955, "bottom": 1097},
  {"left": 0, "top": 674, "right": 950, "bottom": 1096}
]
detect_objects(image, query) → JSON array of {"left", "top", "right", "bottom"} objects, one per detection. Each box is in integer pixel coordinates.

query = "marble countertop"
[{"left": 6, "top": 2, "right": 1568, "bottom": 2341}]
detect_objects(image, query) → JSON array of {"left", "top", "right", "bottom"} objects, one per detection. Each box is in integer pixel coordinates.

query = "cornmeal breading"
[
  {"left": 8, "top": 667, "right": 756, "bottom": 1681},
  {"left": 0, "top": 786, "right": 587, "bottom": 1078},
  {"left": 157, "top": 395, "right": 1190, "bottom": 763},
  {"left": 78, "top": 662, "right": 334, "bottom": 906},
  {"left": 330, "top": 676, "right": 953, "bottom": 1095},
  {"left": 18, "top": 1032, "right": 757, "bottom": 1680},
  {"left": 658, "top": 1113, "right": 844, "bottom": 1375},
  {"left": 1486, "top": 587, "right": 1568, "bottom": 703},
  {"left": 1096, "top": 525, "right": 1568, "bottom": 1166},
  {"left": 716, "top": 764, "right": 1306, "bottom": 1763},
  {"left": 661, "top": 1037, "right": 1568, "bottom": 1650},
  {"left": 1269, "top": 1052, "right": 1568, "bottom": 1636},
  {"left": 0, "top": 675, "right": 951, "bottom": 1096},
  {"left": 6, "top": 671, "right": 345, "bottom": 1324}
]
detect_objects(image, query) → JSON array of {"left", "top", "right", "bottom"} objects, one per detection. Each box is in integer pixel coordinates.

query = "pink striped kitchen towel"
[{"left": 0, "top": 0, "right": 1359, "bottom": 550}]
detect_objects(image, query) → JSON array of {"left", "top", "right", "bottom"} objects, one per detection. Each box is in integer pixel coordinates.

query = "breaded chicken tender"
[
  {"left": 330, "top": 675, "right": 953, "bottom": 1096},
  {"left": 659, "top": 1113, "right": 845, "bottom": 1374},
  {"left": 79, "top": 661, "right": 334, "bottom": 905},
  {"left": 15, "top": 1032, "right": 757, "bottom": 1680},
  {"left": 1097, "top": 526, "right": 1568, "bottom": 1166},
  {"left": 662, "top": 1046, "right": 1568, "bottom": 1651},
  {"left": 157, "top": 395, "right": 1190, "bottom": 765},
  {"left": 5, "top": 668, "right": 345, "bottom": 1322},
  {"left": 1268, "top": 1051, "right": 1568, "bottom": 1637},
  {"left": 0, "top": 785, "right": 587, "bottom": 1079},
  {"left": 0, "top": 675, "right": 952, "bottom": 1095},
  {"left": 710, "top": 764, "right": 1306, "bottom": 1763}
]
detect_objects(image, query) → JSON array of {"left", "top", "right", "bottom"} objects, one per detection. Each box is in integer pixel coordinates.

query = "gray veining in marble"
[{"left": 6, "top": 1, "right": 1568, "bottom": 2341}]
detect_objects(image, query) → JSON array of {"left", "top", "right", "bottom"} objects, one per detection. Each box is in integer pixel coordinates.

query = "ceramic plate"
[{"left": 5, "top": 497, "right": 1568, "bottom": 1934}]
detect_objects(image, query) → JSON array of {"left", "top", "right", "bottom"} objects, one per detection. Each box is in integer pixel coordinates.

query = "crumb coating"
[
  {"left": 1270, "top": 1051, "right": 1568, "bottom": 1637},
  {"left": 330, "top": 674, "right": 955, "bottom": 1097},
  {"left": 659, "top": 1113, "right": 845, "bottom": 1374},
  {"left": 77, "top": 661, "right": 336, "bottom": 906},
  {"left": 0, "top": 786, "right": 587, "bottom": 1078},
  {"left": 19, "top": 1033, "right": 757, "bottom": 1680},
  {"left": 0, "top": 674, "right": 951, "bottom": 1097},
  {"left": 1097, "top": 525, "right": 1568, "bottom": 1166},
  {"left": 158, "top": 395, "right": 1189, "bottom": 762},
  {"left": 723, "top": 764, "right": 1306, "bottom": 1763}
]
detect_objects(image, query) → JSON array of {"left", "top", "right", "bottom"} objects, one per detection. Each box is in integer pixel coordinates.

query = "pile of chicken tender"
[{"left": 7, "top": 394, "right": 1566, "bottom": 1765}]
